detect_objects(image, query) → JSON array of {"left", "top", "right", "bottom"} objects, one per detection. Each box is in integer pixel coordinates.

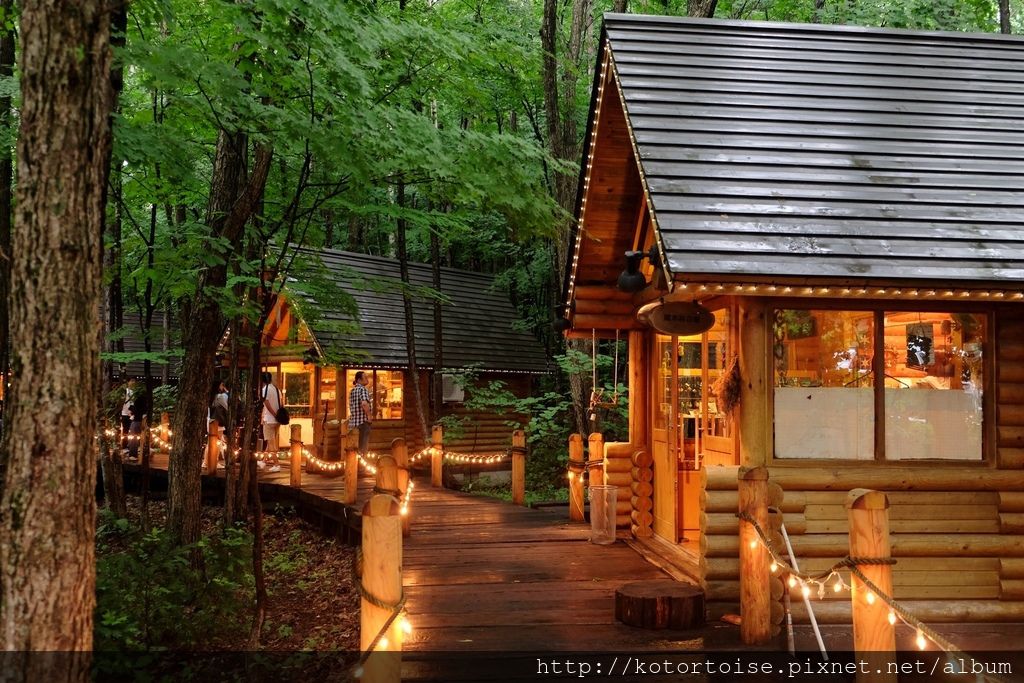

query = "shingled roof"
[
  {"left": 291, "top": 248, "right": 549, "bottom": 373},
  {"left": 594, "top": 14, "right": 1024, "bottom": 284}
]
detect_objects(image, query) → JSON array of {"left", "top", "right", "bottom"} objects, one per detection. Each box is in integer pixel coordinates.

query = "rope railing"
[{"left": 739, "top": 510, "right": 1008, "bottom": 682}]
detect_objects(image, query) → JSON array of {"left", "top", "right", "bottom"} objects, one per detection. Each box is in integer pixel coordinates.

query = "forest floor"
[{"left": 100, "top": 497, "right": 360, "bottom": 652}]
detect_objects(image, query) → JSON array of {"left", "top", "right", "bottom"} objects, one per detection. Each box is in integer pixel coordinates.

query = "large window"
[
  {"left": 773, "top": 309, "right": 986, "bottom": 461},
  {"left": 345, "top": 369, "right": 404, "bottom": 421}
]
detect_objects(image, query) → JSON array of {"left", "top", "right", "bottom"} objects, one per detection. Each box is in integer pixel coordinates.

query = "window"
[
  {"left": 345, "top": 369, "right": 404, "bottom": 420},
  {"left": 270, "top": 361, "right": 314, "bottom": 418},
  {"left": 773, "top": 309, "right": 986, "bottom": 461}
]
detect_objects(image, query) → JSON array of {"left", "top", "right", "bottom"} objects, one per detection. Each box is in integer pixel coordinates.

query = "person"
[
  {"left": 208, "top": 379, "right": 229, "bottom": 430},
  {"left": 260, "top": 372, "right": 282, "bottom": 472},
  {"left": 348, "top": 371, "right": 373, "bottom": 455},
  {"left": 120, "top": 380, "right": 136, "bottom": 451},
  {"left": 127, "top": 387, "right": 148, "bottom": 461}
]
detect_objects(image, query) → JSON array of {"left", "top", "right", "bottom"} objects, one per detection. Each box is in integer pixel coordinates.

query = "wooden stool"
[{"left": 614, "top": 580, "right": 705, "bottom": 630}]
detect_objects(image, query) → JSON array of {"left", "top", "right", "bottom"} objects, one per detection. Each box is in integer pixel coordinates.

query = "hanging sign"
[{"left": 637, "top": 300, "right": 715, "bottom": 336}]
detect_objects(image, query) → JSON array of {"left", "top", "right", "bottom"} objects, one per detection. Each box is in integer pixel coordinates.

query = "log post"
[
  {"left": 206, "top": 420, "right": 219, "bottom": 475},
  {"left": 738, "top": 298, "right": 769, "bottom": 468},
  {"left": 392, "top": 438, "right": 411, "bottom": 537},
  {"left": 846, "top": 489, "right": 896, "bottom": 683},
  {"left": 360, "top": 491, "right": 403, "bottom": 683},
  {"left": 376, "top": 455, "right": 400, "bottom": 498},
  {"left": 568, "top": 434, "right": 585, "bottom": 522},
  {"left": 290, "top": 424, "right": 302, "bottom": 488},
  {"left": 628, "top": 330, "right": 647, "bottom": 450},
  {"left": 160, "top": 412, "right": 171, "bottom": 453},
  {"left": 588, "top": 432, "right": 605, "bottom": 486},
  {"left": 738, "top": 465, "right": 770, "bottom": 645},
  {"left": 344, "top": 424, "right": 359, "bottom": 505},
  {"left": 431, "top": 424, "right": 443, "bottom": 488},
  {"left": 511, "top": 429, "right": 526, "bottom": 506}
]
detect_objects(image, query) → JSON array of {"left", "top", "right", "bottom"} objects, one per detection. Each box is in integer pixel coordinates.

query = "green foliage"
[{"left": 94, "top": 511, "right": 254, "bottom": 650}]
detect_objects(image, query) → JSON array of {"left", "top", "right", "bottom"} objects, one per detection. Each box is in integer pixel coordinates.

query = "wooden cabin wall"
[
  {"left": 694, "top": 306, "right": 1024, "bottom": 625},
  {"left": 442, "top": 375, "right": 532, "bottom": 454}
]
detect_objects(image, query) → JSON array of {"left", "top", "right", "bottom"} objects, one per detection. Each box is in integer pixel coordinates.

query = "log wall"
[{"left": 692, "top": 306, "right": 1024, "bottom": 624}]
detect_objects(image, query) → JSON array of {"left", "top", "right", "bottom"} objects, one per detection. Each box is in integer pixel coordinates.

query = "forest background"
[{"left": 0, "top": 0, "right": 1018, "bottom": 669}]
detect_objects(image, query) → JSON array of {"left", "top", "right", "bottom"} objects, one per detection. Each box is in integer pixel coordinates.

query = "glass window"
[
  {"left": 773, "top": 308, "right": 986, "bottom": 461},
  {"left": 883, "top": 312, "right": 985, "bottom": 460},
  {"left": 706, "top": 309, "right": 732, "bottom": 441},
  {"left": 319, "top": 367, "right": 337, "bottom": 418},
  {"left": 654, "top": 335, "right": 673, "bottom": 431},
  {"left": 773, "top": 310, "right": 876, "bottom": 459},
  {"left": 278, "top": 361, "right": 313, "bottom": 418},
  {"left": 345, "top": 369, "right": 404, "bottom": 421}
]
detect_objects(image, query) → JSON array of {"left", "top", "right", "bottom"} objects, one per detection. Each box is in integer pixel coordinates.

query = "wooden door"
[
  {"left": 702, "top": 304, "right": 738, "bottom": 468},
  {"left": 651, "top": 334, "right": 677, "bottom": 542}
]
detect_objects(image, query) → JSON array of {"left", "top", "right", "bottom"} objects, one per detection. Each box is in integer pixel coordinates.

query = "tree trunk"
[
  {"left": 0, "top": 0, "right": 113, "bottom": 671},
  {"left": 1000, "top": 0, "right": 1011, "bottom": 33},
  {"left": 396, "top": 181, "right": 429, "bottom": 443},
  {"left": 168, "top": 132, "right": 271, "bottom": 547},
  {"left": 612, "top": 0, "right": 628, "bottom": 11},
  {"left": 0, "top": 0, "right": 14, "bottom": 451},
  {"left": 687, "top": 0, "right": 718, "bottom": 17}
]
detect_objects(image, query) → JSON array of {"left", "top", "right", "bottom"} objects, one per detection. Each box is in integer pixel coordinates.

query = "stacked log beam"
[
  {"left": 629, "top": 448, "right": 653, "bottom": 537},
  {"left": 605, "top": 441, "right": 634, "bottom": 528}
]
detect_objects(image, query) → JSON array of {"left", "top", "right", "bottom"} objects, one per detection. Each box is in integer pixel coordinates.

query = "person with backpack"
[{"left": 260, "top": 372, "right": 283, "bottom": 472}]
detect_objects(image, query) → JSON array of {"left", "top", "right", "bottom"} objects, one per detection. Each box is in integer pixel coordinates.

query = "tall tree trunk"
[
  {"left": 430, "top": 220, "right": 444, "bottom": 422},
  {"left": 0, "top": 0, "right": 14, "bottom": 448},
  {"left": 687, "top": 0, "right": 718, "bottom": 17},
  {"left": 1000, "top": 0, "right": 1011, "bottom": 33},
  {"left": 0, "top": 0, "right": 113, "bottom": 671},
  {"left": 396, "top": 181, "right": 429, "bottom": 444},
  {"left": 168, "top": 132, "right": 270, "bottom": 547}
]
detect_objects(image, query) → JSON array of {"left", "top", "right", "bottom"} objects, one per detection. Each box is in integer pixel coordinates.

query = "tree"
[{"left": 0, "top": 0, "right": 114, "bottom": 674}]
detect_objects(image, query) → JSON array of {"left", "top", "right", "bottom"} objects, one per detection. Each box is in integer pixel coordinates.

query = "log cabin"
[
  {"left": 261, "top": 247, "right": 549, "bottom": 456},
  {"left": 563, "top": 14, "right": 1024, "bottom": 625}
]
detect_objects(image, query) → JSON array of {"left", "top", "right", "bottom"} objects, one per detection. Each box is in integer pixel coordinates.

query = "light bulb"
[
  {"left": 866, "top": 592, "right": 875, "bottom": 605},
  {"left": 379, "top": 636, "right": 389, "bottom": 649},
  {"left": 833, "top": 581, "right": 843, "bottom": 593},
  {"left": 888, "top": 612, "right": 896, "bottom": 625},
  {"left": 749, "top": 539, "right": 758, "bottom": 550},
  {"left": 770, "top": 561, "right": 778, "bottom": 573},
  {"left": 400, "top": 618, "right": 413, "bottom": 635},
  {"left": 788, "top": 576, "right": 797, "bottom": 588},
  {"left": 916, "top": 631, "right": 927, "bottom": 650},
  {"left": 801, "top": 584, "right": 811, "bottom": 598}
]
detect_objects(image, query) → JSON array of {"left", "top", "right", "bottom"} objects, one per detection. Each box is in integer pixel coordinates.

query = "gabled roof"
[
  {"left": 290, "top": 248, "right": 549, "bottom": 373},
  {"left": 584, "top": 14, "right": 1024, "bottom": 285}
]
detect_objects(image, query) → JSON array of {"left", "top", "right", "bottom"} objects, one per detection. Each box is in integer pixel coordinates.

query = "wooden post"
[
  {"left": 376, "top": 455, "right": 400, "bottom": 497},
  {"left": 628, "top": 330, "right": 648, "bottom": 451},
  {"left": 289, "top": 424, "right": 302, "bottom": 487},
  {"left": 344, "top": 424, "right": 359, "bottom": 505},
  {"left": 160, "top": 412, "right": 170, "bottom": 453},
  {"left": 431, "top": 424, "right": 443, "bottom": 488},
  {"left": 392, "top": 438, "right": 411, "bottom": 537},
  {"left": 568, "top": 434, "right": 585, "bottom": 522},
  {"left": 588, "top": 432, "right": 605, "bottom": 486},
  {"left": 846, "top": 489, "right": 896, "bottom": 683},
  {"left": 738, "top": 465, "right": 770, "bottom": 645},
  {"left": 511, "top": 429, "right": 526, "bottom": 506},
  {"left": 738, "top": 298, "right": 769, "bottom": 468},
  {"left": 360, "top": 492, "right": 403, "bottom": 683},
  {"left": 206, "top": 420, "right": 219, "bottom": 475}
]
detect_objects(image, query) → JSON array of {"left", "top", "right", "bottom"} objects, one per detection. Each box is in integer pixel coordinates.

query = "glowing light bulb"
[
  {"left": 866, "top": 592, "right": 875, "bottom": 605},
  {"left": 749, "top": 539, "right": 758, "bottom": 550},
  {"left": 833, "top": 581, "right": 842, "bottom": 593},
  {"left": 916, "top": 630, "right": 927, "bottom": 650},
  {"left": 801, "top": 584, "right": 811, "bottom": 599},
  {"left": 788, "top": 576, "right": 797, "bottom": 588},
  {"left": 379, "top": 636, "right": 389, "bottom": 649},
  {"left": 400, "top": 506, "right": 408, "bottom": 516},
  {"left": 770, "top": 561, "right": 778, "bottom": 573},
  {"left": 400, "top": 618, "right": 413, "bottom": 635},
  {"left": 888, "top": 612, "right": 896, "bottom": 625}
]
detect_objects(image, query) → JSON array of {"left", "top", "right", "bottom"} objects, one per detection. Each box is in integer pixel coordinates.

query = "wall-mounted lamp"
[
  {"left": 553, "top": 303, "right": 573, "bottom": 333},
  {"left": 616, "top": 245, "right": 661, "bottom": 293}
]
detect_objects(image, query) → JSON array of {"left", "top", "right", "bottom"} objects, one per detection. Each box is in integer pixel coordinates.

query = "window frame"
[
  {"left": 766, "top": 299, "right": 995, "bottom": 466},
  {"left": 344, "top": 368, "right": 406, "bottom": 422}
]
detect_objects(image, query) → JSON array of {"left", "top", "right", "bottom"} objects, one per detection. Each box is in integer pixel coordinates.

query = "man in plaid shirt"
[{"left": 349, "top": 371, "right": 373, "bottom": 455}]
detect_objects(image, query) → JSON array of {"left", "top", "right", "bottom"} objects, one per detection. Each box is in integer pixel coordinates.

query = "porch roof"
[
  {"left": 289, "top": 247, "right": 550, "bottom": 374},
  {"left": 579, "top": 14, "right": 1024, "bottom": 287}
]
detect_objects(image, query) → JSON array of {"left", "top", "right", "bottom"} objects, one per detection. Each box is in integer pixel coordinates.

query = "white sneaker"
[
  {"left": 267, "top": 465, "right": 281, "bottom": 473},
  {"left": 257, "top": 461, "right": 267, "bottom": 470}
]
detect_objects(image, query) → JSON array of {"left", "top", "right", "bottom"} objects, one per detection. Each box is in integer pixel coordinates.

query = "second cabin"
[
  {"left": 260, "top": 247, "right": 549, "bottom": 456},
  {"left": 564, "top": 14, "right": 1024, "bottom": 625}
]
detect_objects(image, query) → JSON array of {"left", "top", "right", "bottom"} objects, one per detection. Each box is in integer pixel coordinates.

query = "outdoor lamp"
[
  {"left": 553, "top": 304, "right": 572, "bottom": 332},
  {"left": 616, "top": 245, "right": 661, "bottom": 293}
]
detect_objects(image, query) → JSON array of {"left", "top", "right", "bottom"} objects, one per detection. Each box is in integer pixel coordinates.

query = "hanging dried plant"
[{"left": 712, "top": 355, "right": 742, "bottom": 415}]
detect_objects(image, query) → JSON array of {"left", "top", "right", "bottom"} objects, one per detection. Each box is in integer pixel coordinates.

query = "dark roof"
[
  {"left": 603, "top": 14, "right": 1024, "bottom": 283},
  {"left": 290, "top": 248, "right": 549, "bottom": 373}
]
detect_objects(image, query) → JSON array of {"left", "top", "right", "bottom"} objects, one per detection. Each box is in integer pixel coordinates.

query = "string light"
[
  {"left": 400, "top": 618, "right": 413, "bottom": 635},
  {"left": 788, "top": 576, "right": 797, "bottom": 588},
  {"left": 888, "top": 611, "right": 897, "bottom": 625},
  {"left": 916, "top": 630, "right": 927, "bottom": 650},
  {"left": 769, "top": 561, "right": 778, "bottom": 573},
  {"left": 866, "top": 591, "right": 876, "bottom": 605},
  {"left": 749, "top": 539, "right": 758, "bottom": 550},
  {"left": 800, "top": 583, "right": 811, "bottom": 599}
]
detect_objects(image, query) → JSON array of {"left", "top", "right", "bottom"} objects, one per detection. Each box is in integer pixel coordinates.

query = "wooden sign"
[{"left": 637, "top": 300, "right": 715, "bottom": 336}]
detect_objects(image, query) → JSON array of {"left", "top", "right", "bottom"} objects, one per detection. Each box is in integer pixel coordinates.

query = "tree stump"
[{"left": 614, "top": 580, "right": 705, "bottom": 630}]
